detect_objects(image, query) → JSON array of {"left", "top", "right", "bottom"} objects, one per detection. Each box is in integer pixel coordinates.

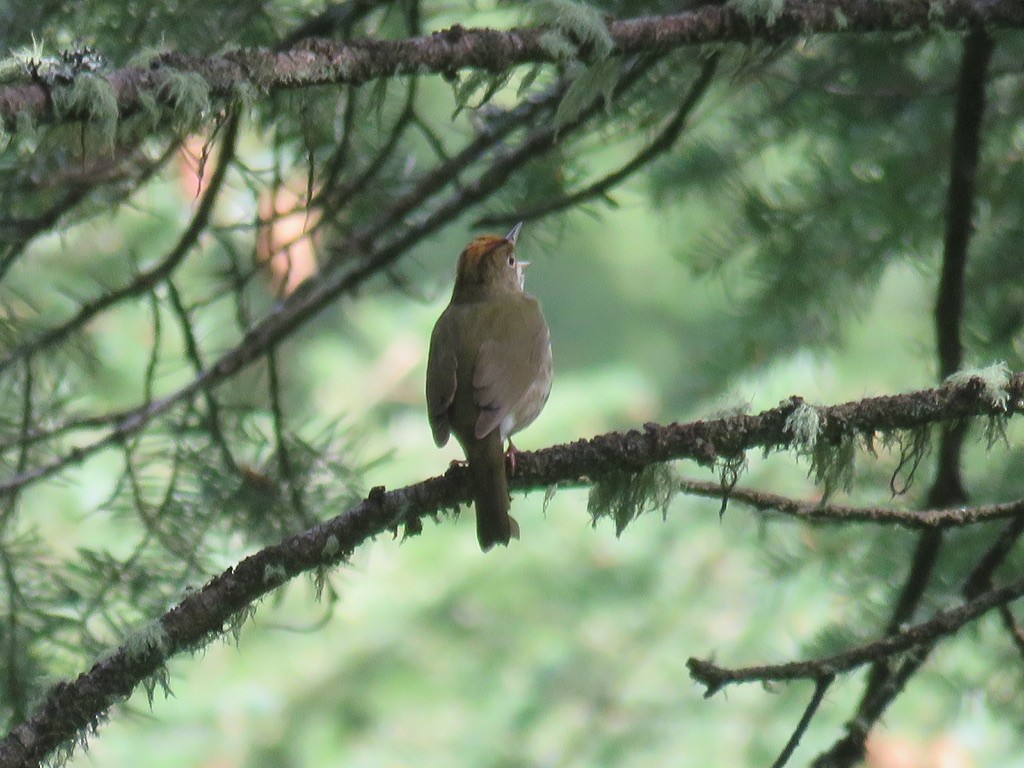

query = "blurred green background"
[{"left": 0, "top": 2, "right": 1022, "bottom": 767}]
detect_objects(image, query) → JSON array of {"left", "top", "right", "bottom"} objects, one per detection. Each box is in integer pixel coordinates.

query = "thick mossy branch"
[
  {"left": 2, "top": 373, "right": 1024, "bottom": 767},
  {"left": 1, "top": 0, "right": 1022, "bottom": 129}
]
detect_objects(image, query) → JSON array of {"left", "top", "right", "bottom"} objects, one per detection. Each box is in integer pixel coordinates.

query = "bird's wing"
[
  {"left": 472, "top": 297, "right": 549, "bottom": 440},
  {"left": 425, "top": 311, "right": 457, "bottom": 447}
]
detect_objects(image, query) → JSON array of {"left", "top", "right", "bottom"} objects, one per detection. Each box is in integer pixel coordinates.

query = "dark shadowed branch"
[{"left": 771, "top": 675, "right": 834, "bottom": 768}]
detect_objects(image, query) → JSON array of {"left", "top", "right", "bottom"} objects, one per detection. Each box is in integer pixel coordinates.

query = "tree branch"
[
  {"left": 687, "top": 571, "right": 1024, "bottom": 693},
  {"left": 678, "top": 478, "right": 1024, "bottom": 529},
  {"left": 2, "top": 0, "right": 1021, "bottom": 129},
  {"left": 1, "top": 378, "right": 1023, "bottom": 766}
]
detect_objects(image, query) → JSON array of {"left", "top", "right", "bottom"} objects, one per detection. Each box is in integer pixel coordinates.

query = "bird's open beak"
[{"left": 505, "top": 222, "right": 523, "bottom": 245}]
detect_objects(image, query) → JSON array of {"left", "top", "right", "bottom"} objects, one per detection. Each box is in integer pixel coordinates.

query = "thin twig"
[
  {"left": 678, "top": 477, "right": 1024, "bottom": 529},
  {"left": 164, "top": 279, "right": 236, "bottom": 472},
  {"left": 771, "top": 675, "right": 834, "bottom": 768}
]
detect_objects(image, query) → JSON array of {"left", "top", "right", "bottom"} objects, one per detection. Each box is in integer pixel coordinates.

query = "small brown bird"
[{"left": 426, "top": 223, "right": 552, "bottom": 551}]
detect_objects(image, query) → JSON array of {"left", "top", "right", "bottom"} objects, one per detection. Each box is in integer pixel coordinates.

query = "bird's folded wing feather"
[
  {"left": 425, "top": 314, "right": 456, "bottom": 447},
  {"left": 473, "top": 298, "right": 549, "bottom": 440}
]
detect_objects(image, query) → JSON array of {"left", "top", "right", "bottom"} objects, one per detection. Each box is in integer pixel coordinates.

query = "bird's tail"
[{"left": 466, "top": 431, "right": 519, "bottom": 551}]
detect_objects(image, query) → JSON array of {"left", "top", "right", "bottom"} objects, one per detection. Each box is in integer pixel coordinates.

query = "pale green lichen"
[
  {"left": 226, "top": 603, "right": 257, "bottom": 645},
  {"left": 122, "top": 619, "right": 170, "bottom": 661},
  {"left": 126, "top": 45, "right": 167, "bottom": 69},
  {"left": 945, "top": 361, "right": 1011, "bottom": 411},
  {"left": 51, "top": 72, "right": 119, "bottom": 145},
  {"left": 588, "top": 464, "right": 676, "bottom": 536},
  {"left": 714, "top": 453, "right": 747, "bottom": 518},
  {"left": 542, "top": 483, "right": 559, "bottom": 516},
  {"left": 784, "top": 402, "right": 823, "bottom": 451},
  {"left": 786, "top": 401, "right": 855, "bottom": 499},
  {"left": 884, "top": 426, "right": 930, "bottom": 495},
  {"left": 322, "top": 533, "right": 340, "bottom": 559},
  {"left": 810, "top": 433, "right": 856, "bottom": 499},
  {"left": 732, "top": 0, "right": 786, "bottom": 25},
  {"left": 264, "top": 562, "right": 287, "bottom": 585},
  {"left": 159, "top": 69, "right": 212, "bottom": 130},
  {"left": 141, "top": 664, "right": 172, "bottom": 709}
]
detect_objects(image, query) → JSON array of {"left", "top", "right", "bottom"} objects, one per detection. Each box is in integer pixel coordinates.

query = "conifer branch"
[
  {"left": 2, "top": 378, "right": 1024, "bottom": 766},
  {"left": 2, "top": 0, "right": 1022, "bottom": 129}
]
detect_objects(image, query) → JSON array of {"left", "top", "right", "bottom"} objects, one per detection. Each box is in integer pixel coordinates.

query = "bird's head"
[{"left": 453, "top": 222, "right": 528, "bottom": 300}]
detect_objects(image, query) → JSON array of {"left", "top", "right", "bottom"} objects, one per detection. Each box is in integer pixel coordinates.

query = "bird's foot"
[{"left": 505, "top": 439, "right": 520, "bottom": 475}]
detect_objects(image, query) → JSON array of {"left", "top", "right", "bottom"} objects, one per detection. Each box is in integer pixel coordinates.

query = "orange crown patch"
[{"left": 457, "top": 234, "right": 508, "bottom": 280}]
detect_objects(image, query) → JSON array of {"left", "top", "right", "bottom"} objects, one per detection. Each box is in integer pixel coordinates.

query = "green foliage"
[
  {"left": 452, "top": 70, "right": 513, "bottom": 116},
  {"left": 533, "top": 0, "right": 615, "bottom": 62},
  {"left": 120, "top": 620, "right": 170, "bottom": 661},
  {"left": 553, "top": 57, "right": 621, "bottom": 130}
]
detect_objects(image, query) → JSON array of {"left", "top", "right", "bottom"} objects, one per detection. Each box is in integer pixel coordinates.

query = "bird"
[{"left": 426, "top": 222, "right": 552, "bottom": 551}]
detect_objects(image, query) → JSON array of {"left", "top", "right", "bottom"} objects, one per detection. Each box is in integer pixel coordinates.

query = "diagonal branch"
[
  {"left": 476, "top": 52, "right": 719, "bottom": 227},
  {"left": 771, "top": 675, "right": 834, "bottom": 768},
  {"left": 2, "top": 1, "right": 1022, "bottom": 129},
  {"left": 1, "top": 378, "right": 1024, "bottom": 766}
]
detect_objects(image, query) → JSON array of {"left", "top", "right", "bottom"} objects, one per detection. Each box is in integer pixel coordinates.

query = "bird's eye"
[{"left": 507, "top": 254, "right": 515, "bottom": 267}]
